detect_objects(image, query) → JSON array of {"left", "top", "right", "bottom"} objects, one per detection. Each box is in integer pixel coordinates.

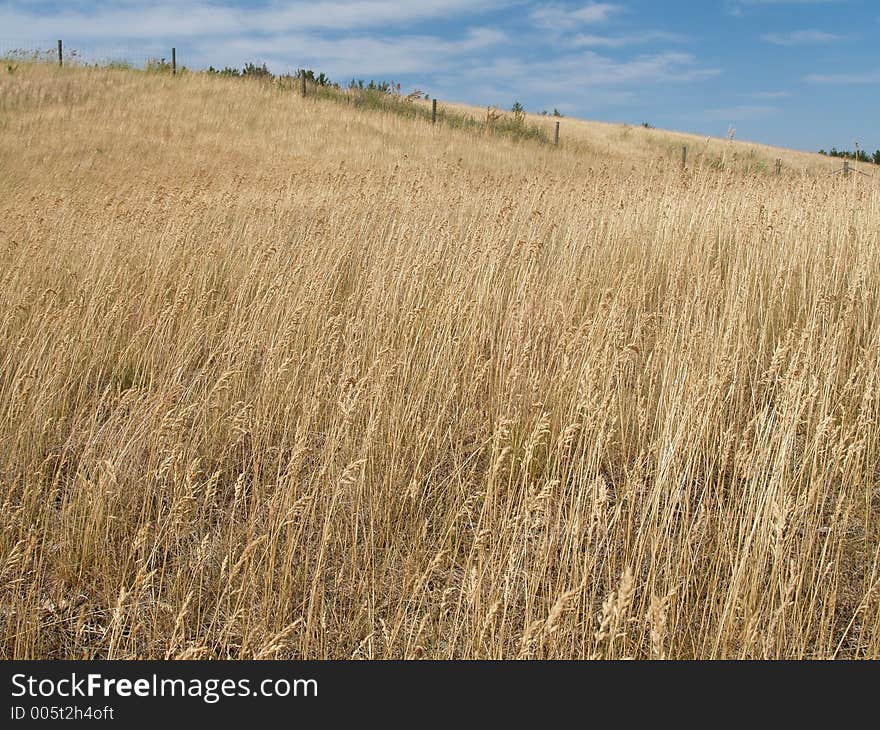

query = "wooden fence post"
[
  {"left": 554, "top": 121, "right": 560, "bottom": 145},
  {"left": 843, "top": 160, "right": 850, "bottom": 177},
  {"left": 301, "top": 70, "right": 306, "bottom": 97},
  {"left": 775, "top": 158, "right": 782, "bottom": 176},
  {"left": 171, "top": 47, "right": 176, "bottom": 75},
  {"left": 682, "top": 145, "right": 687, "bottom": 168},
  {"left": 57, "top": 39, "right": 62, "bottom": 67},
  {"left": 432, "top": 98, "right": 437, "bottom": 124}
]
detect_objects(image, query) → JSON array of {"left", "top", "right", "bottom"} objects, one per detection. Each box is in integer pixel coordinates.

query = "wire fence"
[
  {"left": 0, "top": 38, "right": 189, "bottom": 69},
  {"left": 1, "top": 37, "right": 560, "bottom": 148},
  {"left": 0, "top": 38, "right": 317, "bottom": 78},
  {"left": 3, "top": 37, "right": 876, "bottom": 176}
]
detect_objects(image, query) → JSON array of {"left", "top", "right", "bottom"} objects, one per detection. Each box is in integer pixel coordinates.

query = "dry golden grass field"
[{"left": 1, "top": 62, "right": 879, "bottom": 659}]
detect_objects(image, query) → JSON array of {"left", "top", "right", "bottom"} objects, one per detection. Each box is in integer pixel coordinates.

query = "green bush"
[
  {"left": 819, "top": 147, "right": 879, "bottom": 164},
  {"left": 146, "top": 57, "right": 173, "bottom": 73}
]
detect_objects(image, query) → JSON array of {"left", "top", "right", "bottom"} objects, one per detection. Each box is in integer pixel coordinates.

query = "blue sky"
[{"left": 2, "top": 0, "right": 878, "bottom": 151}]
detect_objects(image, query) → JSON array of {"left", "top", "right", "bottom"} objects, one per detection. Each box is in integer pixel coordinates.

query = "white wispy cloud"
[
  {"left": 529, "top": 2, "right": 623, "bottom": 31},
  {"left": 430, "top": 50, "right": 719, "bottom": 108},
  {"left": 701, "top": 104, "right": 778, "bottom": 121},
  {"left": 748, "top": 90, "right": 792, "bottom": 98},
  {"left": 211, "top": 27, "right": 508, "bottom": 76},
  {"left": 0, "top": 0, "right": 503, "bottom": 39},
  {"left": 736, "top": 0, "right": 846, "bottom": 4},
  {"left": 568, "top": 30, "right": 685, "bottom": 48},
  {"left": 725, "top": 0, "right": 846, "bottom": 17},
  {"left": 805, "top": 68, "right": 880, "bottom": 83},
  {"left": 762, "top": 29, "right": 844, "bottom": 45}
]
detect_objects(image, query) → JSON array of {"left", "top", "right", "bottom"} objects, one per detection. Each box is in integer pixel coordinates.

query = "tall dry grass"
[{"left": 1, "top": 63, "right": 879, "bottom": 659}]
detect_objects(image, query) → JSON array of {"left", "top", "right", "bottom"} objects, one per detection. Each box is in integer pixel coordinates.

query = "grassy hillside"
[{"left": 1, "top": 62, "right": 879, "bottom": 659}]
